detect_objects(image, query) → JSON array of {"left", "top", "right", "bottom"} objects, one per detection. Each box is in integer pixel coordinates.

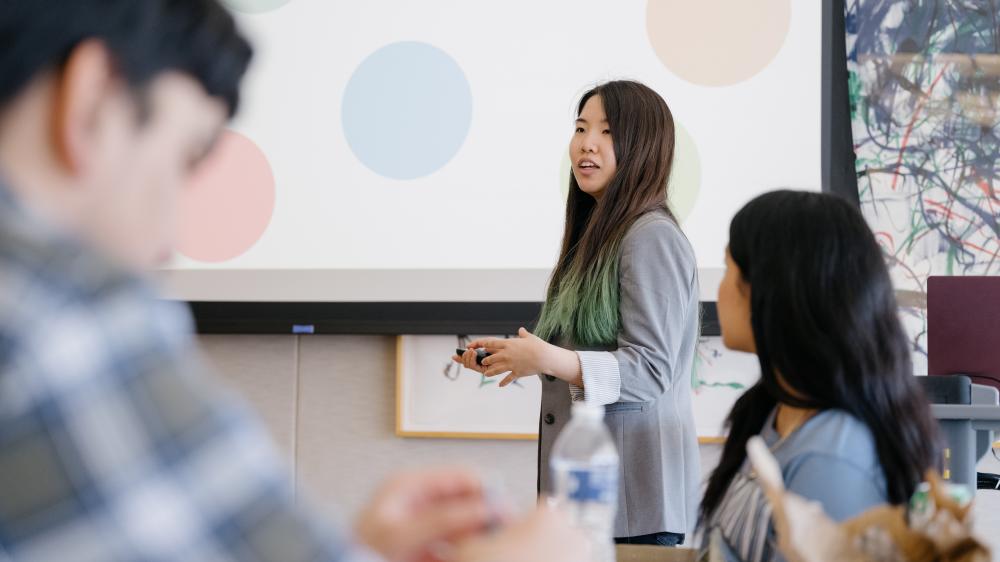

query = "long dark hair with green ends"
[{"left": 535, "top": 81, "right": 677, "bottom": 346}]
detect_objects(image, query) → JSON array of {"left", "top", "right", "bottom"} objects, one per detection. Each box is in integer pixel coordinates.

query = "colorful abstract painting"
[{"left": 846, "top": 0, "right": 1000, "bottom": 372}]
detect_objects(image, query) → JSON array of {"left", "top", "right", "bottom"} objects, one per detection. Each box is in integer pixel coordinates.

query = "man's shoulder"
[{"left": 0, "top": 219, "right": 192, "bottom": 383}]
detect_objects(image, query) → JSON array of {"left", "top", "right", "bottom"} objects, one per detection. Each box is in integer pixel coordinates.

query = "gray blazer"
[{"left": 538, "top": 209, "right": 701, "bottom": 538}]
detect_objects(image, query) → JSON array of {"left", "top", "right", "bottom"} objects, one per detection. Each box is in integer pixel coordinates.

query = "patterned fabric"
[
  {"left": 701, "top": 408, "right": 888, "bottom": 562},
  {"left": 706, "top": 472, "right": 774, "bottom": 562},
  {"left": 0, "top": 183, "right": 380, "bottom": 561}
]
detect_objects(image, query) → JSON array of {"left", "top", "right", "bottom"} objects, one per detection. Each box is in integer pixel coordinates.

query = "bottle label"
[{"left": 566, "top": 466, "right": 618, "bottom": 504}]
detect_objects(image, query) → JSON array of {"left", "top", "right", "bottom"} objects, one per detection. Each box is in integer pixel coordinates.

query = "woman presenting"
[{"left": 455, "top": 80, "right": 700, "bottom": 546}]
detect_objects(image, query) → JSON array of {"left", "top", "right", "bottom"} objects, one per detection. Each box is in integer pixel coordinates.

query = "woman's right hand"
[{"left": 452, "top": 348, "right": 488, "bottom": 374}]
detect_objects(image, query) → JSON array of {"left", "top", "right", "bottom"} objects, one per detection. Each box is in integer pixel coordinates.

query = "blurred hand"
[
  {"left": 354, "top": 467, "right": 494, "bottom": 562},
  {"left": 452, "top": 505, "right": 589, "bottom": 562}
]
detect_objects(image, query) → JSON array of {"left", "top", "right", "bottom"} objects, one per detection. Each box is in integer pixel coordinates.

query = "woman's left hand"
[
  {"left": 467, "top": 328, "right": 578, "bottom": 388},
  {"left": 467, "top": 328, "right": 549, "bottom": 387}
]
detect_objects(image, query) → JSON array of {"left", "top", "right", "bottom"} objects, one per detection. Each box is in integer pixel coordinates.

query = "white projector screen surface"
[{"left": 162, "top": 0, "right": 820, "bottom": 303}]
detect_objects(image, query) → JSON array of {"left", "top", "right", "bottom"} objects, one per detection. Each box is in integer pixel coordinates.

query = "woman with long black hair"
[
  {"left": 455, "top": 80, "right": 701, "bottom": 545},
  {"left": 699, "top": 190, "right": 941, "bottom": 561}
]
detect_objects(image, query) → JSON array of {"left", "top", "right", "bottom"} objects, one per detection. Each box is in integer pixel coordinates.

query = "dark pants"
[{"left": 614, "top": 532, "right": 685, "bottom": 547}]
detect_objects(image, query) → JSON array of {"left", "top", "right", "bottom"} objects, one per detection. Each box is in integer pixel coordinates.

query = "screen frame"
[
  {"left": 179, "top": 0, "right": 851, "bottom": 336},
  {"left": 187, "top": 300, "right": 723, "bottom": 336}
]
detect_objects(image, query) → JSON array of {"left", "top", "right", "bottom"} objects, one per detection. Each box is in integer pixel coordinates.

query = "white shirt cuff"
[{"left": 570, "top": 351, "right": 622, "bottom": 406}]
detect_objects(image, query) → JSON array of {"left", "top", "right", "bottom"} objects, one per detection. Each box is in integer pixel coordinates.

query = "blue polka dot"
[{"left": 342, "top": 42, "right": 473, "bottom": 180}]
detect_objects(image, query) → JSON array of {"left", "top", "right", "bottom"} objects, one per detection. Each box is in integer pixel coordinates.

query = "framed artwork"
[
  {"left": 845, "top": 0, "right": 1000, "bottom": 374},
  {"left": 690, "top": 336, "right": 760, "bottom": 440},
  {"left": 396, "top": 335, "right": 540, "bottom": 439},
  {"left": 396, "top": 334, "right": 758, "bottom": 441}
]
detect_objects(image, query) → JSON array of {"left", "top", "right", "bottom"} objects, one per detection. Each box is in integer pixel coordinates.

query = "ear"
[{"left": 51, "top": 40, "right": 117, "bottom": 175}]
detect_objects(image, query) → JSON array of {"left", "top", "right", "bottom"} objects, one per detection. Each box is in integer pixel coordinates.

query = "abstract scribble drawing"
[
  {"left": 441, "top": 335, "right": 469, "bottom": 382},
  {"left": 691, "top": 338, "right": 749, "bottom": 393},
  {"left": 847, "top": 0, "right": 1000, "bottom": 370}
]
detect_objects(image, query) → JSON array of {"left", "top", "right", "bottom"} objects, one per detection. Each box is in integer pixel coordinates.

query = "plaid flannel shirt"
[{"left": 0, "top": 183, "right": 380, "bottom": 562}]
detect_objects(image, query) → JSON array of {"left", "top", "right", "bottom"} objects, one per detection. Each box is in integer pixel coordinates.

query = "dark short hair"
[{"left": 0, "top": 0, "right": 252, "bottom": 116}]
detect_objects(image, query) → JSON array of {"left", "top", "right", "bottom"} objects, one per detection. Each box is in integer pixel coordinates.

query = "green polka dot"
[{"left": 668, "top": 124, "right": 701, "bottom": 223}]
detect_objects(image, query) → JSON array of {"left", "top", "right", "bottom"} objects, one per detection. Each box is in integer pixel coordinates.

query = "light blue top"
[{"left": 704, "top": 407, "right": 888, "bottom": 562}]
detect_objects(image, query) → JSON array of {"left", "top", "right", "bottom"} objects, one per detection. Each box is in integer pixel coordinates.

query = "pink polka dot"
[{"left": 177, "top": 131, "right": 275, "bottom": 263}]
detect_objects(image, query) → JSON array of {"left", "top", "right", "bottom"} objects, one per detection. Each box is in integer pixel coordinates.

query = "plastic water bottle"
[{"left": 550, "top": 402, "right": 620, "bottom": 562}]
